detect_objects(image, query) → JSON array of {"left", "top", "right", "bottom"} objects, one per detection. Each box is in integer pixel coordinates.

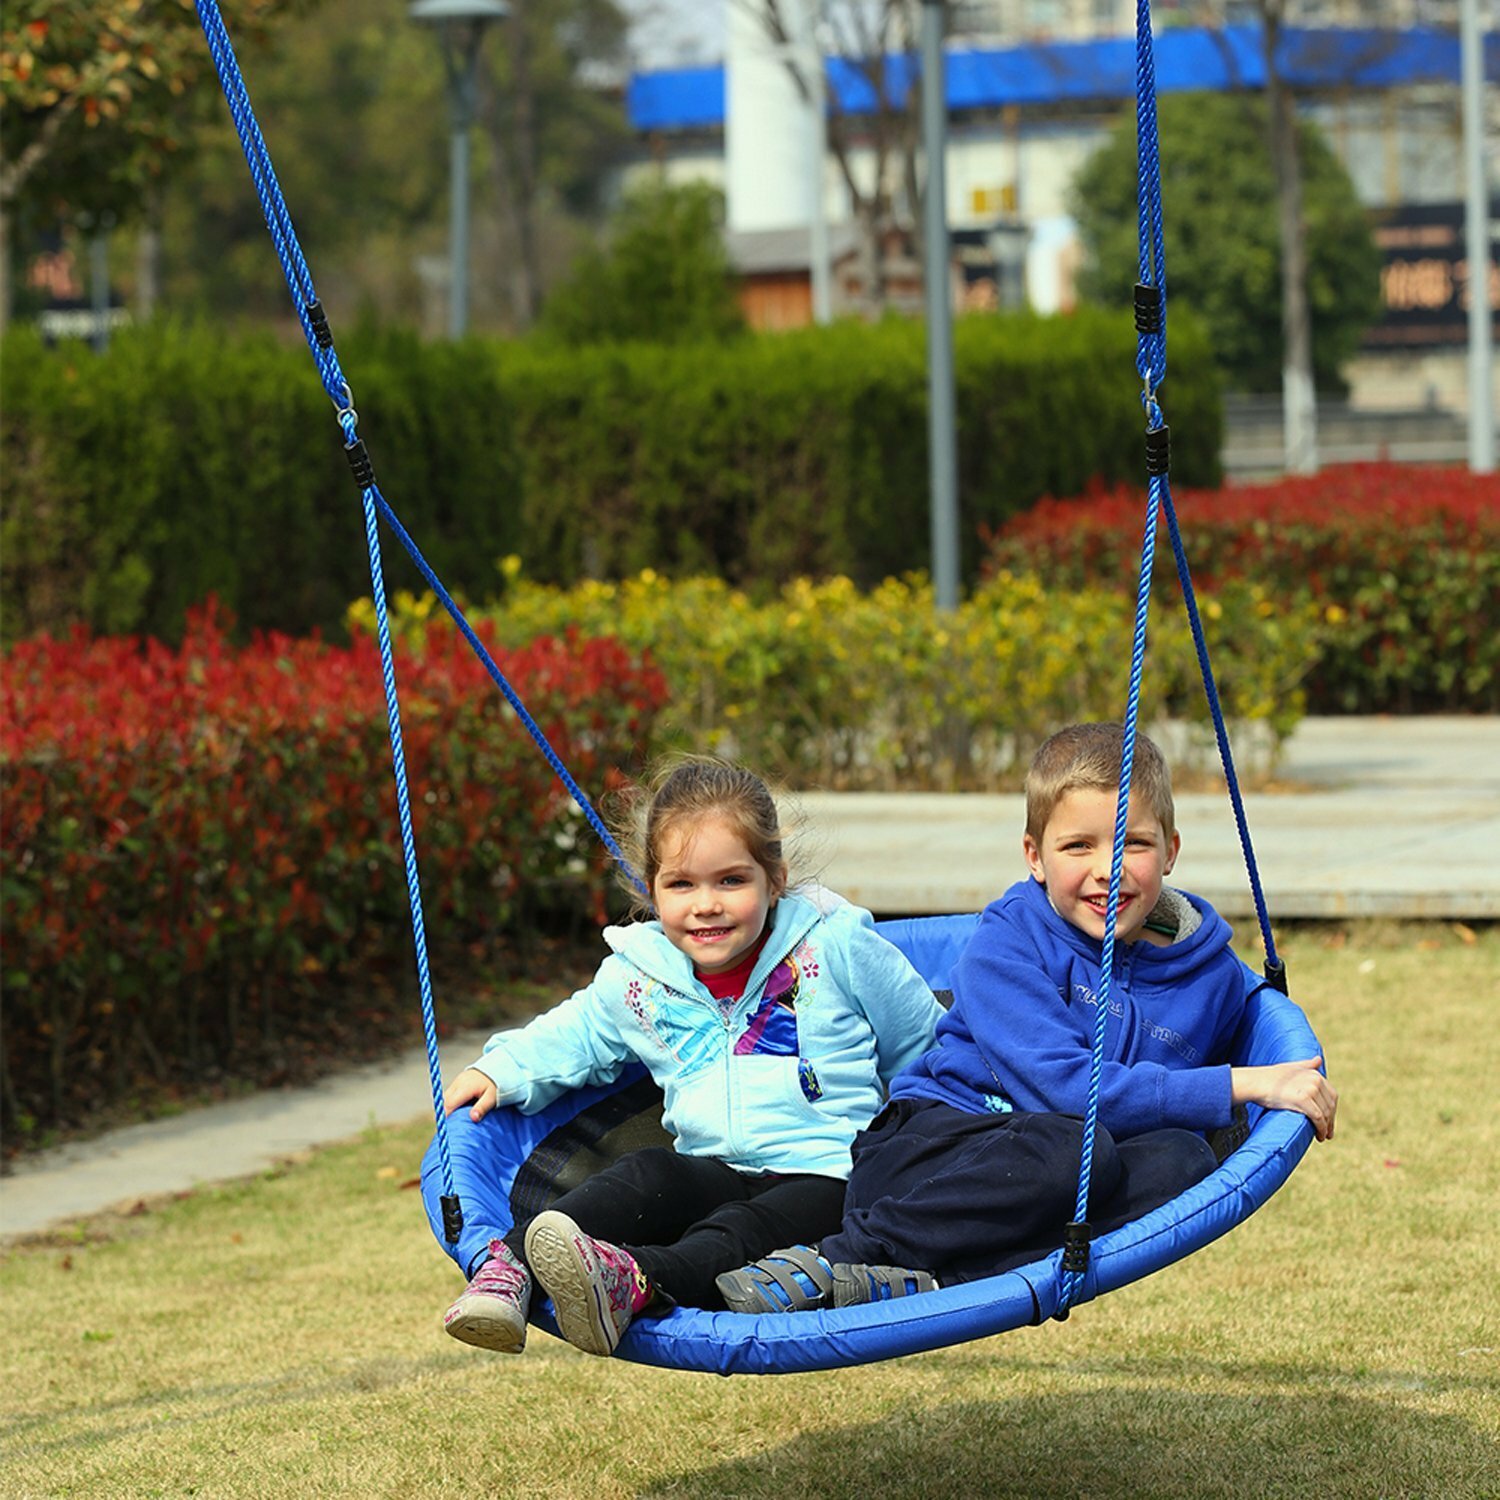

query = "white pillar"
[
  {"left": 1461, "top": 0, "right": 1495, "bottom": 472},
  {"left": 804, "top": 3, "right": 832, "bottom": 324},
  {"left": 726, "top": 6, "right": 814, "bottom": 232}
]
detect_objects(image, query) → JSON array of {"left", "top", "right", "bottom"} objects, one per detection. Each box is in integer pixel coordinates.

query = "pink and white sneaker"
[
  {"left": 523, "top": 1210, "right": 654, "bottom": 1357},
  {"left": 442, "top": 1237, "right": 532, "bottom": 1354}
]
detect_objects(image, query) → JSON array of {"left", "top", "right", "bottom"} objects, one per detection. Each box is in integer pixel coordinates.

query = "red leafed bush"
[
  {"left": 0, "top": 603, "right": 669, "bottom": 1144},
  {"left": 980, "top": 463, "right": 1500, "bottom": 712}
]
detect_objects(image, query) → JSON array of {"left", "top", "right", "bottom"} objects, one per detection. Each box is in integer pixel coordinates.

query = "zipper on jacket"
[{"left": 720, "top": 922, "right": 813, "bottom": 1166}]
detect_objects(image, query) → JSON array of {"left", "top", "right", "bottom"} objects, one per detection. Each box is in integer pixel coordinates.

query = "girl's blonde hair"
[
  {"left": 1024, "top": 722, "right": 1176, "bottom": 843},
  {"left": 613, "top": 758, "right": 790, "bottom": 916}
]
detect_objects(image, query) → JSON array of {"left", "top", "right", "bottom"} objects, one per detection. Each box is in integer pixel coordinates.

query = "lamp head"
[{"left": 409, "top": 0, "right": 510, "bottom": 24}]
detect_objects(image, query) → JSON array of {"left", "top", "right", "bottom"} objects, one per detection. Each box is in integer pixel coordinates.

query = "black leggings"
[{"left": 503, "top": 1147, "right": 846, "bottom": 1310}]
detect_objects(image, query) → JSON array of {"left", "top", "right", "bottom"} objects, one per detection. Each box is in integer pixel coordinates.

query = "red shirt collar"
[{"left": 695, "top": 926, "right": 771, "bottom": 1001}]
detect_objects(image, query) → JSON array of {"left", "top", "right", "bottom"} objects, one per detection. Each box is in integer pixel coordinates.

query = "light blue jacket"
[{"left": 469, "top": 888, "right": 944, "bottom": 1179}]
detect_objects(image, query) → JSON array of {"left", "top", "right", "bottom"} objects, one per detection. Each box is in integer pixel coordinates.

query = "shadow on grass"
[{"left": 639, "top": 1387, "right": 1499, "bottom": 1500}]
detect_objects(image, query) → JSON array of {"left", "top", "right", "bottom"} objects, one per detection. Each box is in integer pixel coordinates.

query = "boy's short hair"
[{"left": 1025, "top": 723, "right": 1176, "bottom": 843}]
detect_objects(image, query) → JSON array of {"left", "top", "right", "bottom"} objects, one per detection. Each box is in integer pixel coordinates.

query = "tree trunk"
[
  {"left": 743, "top": 0, "right": 916, "bottom": 318},
  {"left": 508, "top": 8, "right": 542, "bottom": 329},
  {"left": 1263, "top": 2, "right": 1318, "bottom": 474},
  {"left": 135, "top": 184, "right": 164, "bottom": 322},
  {"left": 0, "top": 197, "right": 11, "bottom": 340},
  {"left": 479, "top": 3, "right": 542, "bottom": 330}
]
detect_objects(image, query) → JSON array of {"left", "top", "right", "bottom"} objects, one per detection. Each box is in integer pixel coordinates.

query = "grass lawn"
[{"left": 2, "top": 923, "right": 1496, "bottom": 1499}]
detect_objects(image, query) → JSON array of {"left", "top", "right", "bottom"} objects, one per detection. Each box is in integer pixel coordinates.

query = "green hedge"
[
  {"left": 1, "top": 312, "right": 1223, "bottom": 644},
  {"left": 0, "top": 324, "right": 518, "bottom": 646}
]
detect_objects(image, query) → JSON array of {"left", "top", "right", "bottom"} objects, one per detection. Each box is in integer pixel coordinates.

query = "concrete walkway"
[
  {"left": 3, "top": 715, "right": 1495, "bottom": 1243},
  {"left": 799, "top": 716, "right": 1500, "bottom": 922}
]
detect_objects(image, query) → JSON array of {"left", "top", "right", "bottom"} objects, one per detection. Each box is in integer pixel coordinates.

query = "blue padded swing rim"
[{"left": 421, "top": 923, "right": 1320, "bottom": 1376}]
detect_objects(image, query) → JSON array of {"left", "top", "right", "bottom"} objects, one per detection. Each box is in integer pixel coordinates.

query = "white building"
[{"left": 621, "top": 15, "right": 1497, "bottom": 406}]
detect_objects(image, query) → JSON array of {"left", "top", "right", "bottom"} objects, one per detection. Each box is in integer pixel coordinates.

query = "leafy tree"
[
  {"left": 479, "top": 0, "right": 632, "bottom": 329},
  {"left": 149, "top": 0, "right": 629, "bottom": 332},
  {"left": 539, "top": 180, "right": 746, "bottom": 346},
  {"left": 155, "top": 0, "right": 450, "bottom": 326},
  {"left": 0, "top": 0, "right": 292, "bottom": 330},
  {"left": 1070, "top": 90, "right": 1381, "bottom": 394}
]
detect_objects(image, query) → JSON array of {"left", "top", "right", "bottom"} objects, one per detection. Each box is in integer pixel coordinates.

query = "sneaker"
[
  {"left": 715, "top": 1245, "right": 835, "bottom": 1314},
  {"left": 524, "top": 1210, "right": 653, "bottom": 1357},
  {"left": 442, "top": 1238, "right": 532, "bottom": 1353},
  {"left": 830, "top": 1261, "right": 939, "bottom": 1307}
]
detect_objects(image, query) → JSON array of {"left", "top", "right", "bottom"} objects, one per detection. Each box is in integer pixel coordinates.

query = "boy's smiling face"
[{"left": 1023, "top": 787, "right": 1180, "bottom": 944}]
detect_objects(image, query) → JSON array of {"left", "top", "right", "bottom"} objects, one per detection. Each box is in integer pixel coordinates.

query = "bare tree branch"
[{"left": 729, "top": 0, "right": 924, "bottom": 314}]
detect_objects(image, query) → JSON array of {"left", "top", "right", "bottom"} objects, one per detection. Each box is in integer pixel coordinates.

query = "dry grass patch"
[{"left": 2, "top": 923, "right": 1496, "bottom": 1498}]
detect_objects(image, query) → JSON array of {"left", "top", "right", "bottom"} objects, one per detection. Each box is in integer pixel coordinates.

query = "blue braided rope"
[
  {"left": 360, "top": 484, "right": 451, "bottom": 1176},
  {"left": 195, "top": 0, "right": 456, "bottom": 1203},
  {"left": 1057, "top": 0, "right": 1177, "bottom": 1316},
  {"left": 1158, "top": 484, "right": 1281, "bottom": 968},
  {"left": 1056, "top": 0, "right": 1285, "bottom": 1315},
  {"left": 196, "top": 4, "right": 347, "bottom": 409},
  {"left": 193, "top": 2, "right": 648, "bottom": 1223},
  {"left": 371, "top": 492, "right": 646, "bottom": 900},
  {"left": 1056, "top": 481, "right": 1162, "bottom": 1314},
  {"left": 1134, "top": 0, "right": 1167, "bottom": 396}
]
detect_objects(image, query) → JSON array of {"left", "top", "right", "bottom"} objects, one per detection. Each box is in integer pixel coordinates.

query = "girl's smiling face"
[
  {"left": 652, "top": 815, "right": 781, "bottom": 973},
  {"left": 1023, "top": 787, "right": 1180, "bottom": 944}
]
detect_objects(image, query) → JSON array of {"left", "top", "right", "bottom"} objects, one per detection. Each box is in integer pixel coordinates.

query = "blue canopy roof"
[{"left": 627, "top": 24, "right": 1500, "bottom": 132}]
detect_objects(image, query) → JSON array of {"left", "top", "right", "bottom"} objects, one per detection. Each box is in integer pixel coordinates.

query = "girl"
[{"left": 440, "top": 758, "right": 943, "bottom": 1358}]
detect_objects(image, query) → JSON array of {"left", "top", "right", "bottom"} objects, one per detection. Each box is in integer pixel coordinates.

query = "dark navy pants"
[
  {"left": 501, "top": 1147, "right": 846, "bottom": 1310},
  {"left": 818, "top": 1097, "right": 1218, "bottom": 1284}
]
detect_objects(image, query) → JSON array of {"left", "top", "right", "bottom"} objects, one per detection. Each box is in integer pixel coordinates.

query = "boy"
[{"left": 717, "top": 722, "right": 1337, "bottom": 1310}]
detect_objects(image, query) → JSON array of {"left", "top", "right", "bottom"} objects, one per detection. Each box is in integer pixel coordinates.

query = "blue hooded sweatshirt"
[{"left": 892, "top": 876, "right": 1248, "bottom": 1138}]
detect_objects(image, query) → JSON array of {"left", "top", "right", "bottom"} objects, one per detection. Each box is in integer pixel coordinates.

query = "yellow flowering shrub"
[{"left": 357, "top": 565, "right": 1316, "bottom": 791}]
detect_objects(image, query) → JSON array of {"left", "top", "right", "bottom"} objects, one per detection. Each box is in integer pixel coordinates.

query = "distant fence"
[{"left": 1223, "top": 396, "right": 1472, "bottom": 477}]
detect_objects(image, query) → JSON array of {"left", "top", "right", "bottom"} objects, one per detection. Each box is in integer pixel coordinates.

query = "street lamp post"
[
  {"left": 410, "top": 0, "right": 509, "bottom": 338},
  {"left": 920, "top": 0, "right": 958, "bottom": 613}
]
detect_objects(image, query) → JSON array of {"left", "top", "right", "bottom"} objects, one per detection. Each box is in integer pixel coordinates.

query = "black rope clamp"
[
  {"left": 1134, "top": 282, "right": 1162, "bottom": 334},
  {"left": 1145, "top": 422, "right": 1171, "bottom": 477},
  {"left": 1062, "top": 1220, "right": 1093, "bottom": 1275},
  {"left": 1263, "top": 956, "right": 1289, "bottom": 995},
  {"left": 306, "top": 299, "right": 333, "bottom": 349},
  {"left": 441, "top": 1193, "right": 464, "bottom": 1244},
  {"left": 345, "top": 438, "right": 375, "bottom": 491}
]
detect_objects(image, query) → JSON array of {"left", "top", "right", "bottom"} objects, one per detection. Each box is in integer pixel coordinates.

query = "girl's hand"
[
  {"left": 443, "top": 1067, "right": 500, "bottom": 1122},
  {"left": 1231, "top": 1055, "right": 1338, "bottom": 1141}
]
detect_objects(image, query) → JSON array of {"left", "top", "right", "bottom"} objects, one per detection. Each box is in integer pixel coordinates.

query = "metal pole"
[
  {"left": 808, "top": 39, "right": 832, "bottom": 324},
  {"left": 804, "top": 0, "right": 840, "bottom": 325},
  {"left": 921, "top": 0, "right": 959, "bottom": 612},
  {"left": 412, "top": 3, "right": 507, "bottom": 337},
  {"left": 448, "top": 114, "right": 470, "bottom": 338},
  {"left": 446, "top": 43, "right": 481, "bottom": 339},
  {"left": 1461, "top": 0, "right": 1495, "bottom": 472}
]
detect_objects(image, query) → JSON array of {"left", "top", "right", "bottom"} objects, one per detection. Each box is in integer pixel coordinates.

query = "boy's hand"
[
  {"left": 443, "top": 1067, "right": 499, "bottom": 1122},
  {"left": 1230, "top": 1055, "right": 1338, "bottom": 1141}
]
